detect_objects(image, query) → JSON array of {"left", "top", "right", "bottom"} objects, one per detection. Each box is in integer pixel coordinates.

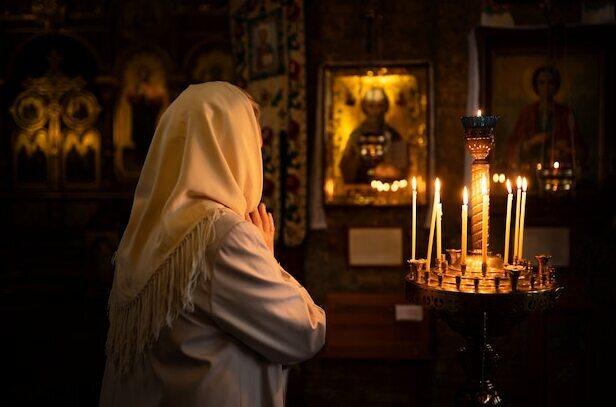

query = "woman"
[{"left": 100, "top": 81, "right": 326, "bottom": 406}]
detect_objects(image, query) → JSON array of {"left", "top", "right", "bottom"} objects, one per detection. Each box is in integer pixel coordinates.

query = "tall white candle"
[
  {"left": 437, "top": 202, "right": 442, "bottom": 260},
  {"left": 461, "top": 186, "right": 468, "bottom": 265},
  {"left": 426, "top": 178, "right": 440, "bottom": 271},
  {"left": 481, "top": 175, "right": 488, "bottom": 265},
  {"left": 513, "top": 176, "right": 522, "bottom": 262},
  {"left": 411, "top": 176, "right": 417, "bottom": 260},
  {"left": 504, "top": 179, "right": 513, "bottom": 265},
  {"left": 518, "top": 177, "right": 528, "bottom": 260}
]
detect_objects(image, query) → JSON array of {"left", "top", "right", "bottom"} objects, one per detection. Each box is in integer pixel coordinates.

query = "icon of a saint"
[{"left": 339, "top": 87, "right": 409, "bottom": 184}]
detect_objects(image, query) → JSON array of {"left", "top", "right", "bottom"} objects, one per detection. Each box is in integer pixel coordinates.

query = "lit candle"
[
  {"left": 411, "top": 176, "right": 417, "bottom": 260},
  {"left": 461, "top": 186, "right": 468, "bottom": 265},
  {"left": 518, "top": 177, "right": 528, "bottom": 260},
  {"left": 426, "top": 178, "right": 440, "bottom": 271},
  {"left": 481, "top": 175, "right": 488, "bottom": 265},
  {"left": 513, "top": 176, "right": 522, "bottom": 262},
  {"left": 477, "top": 109, "right": 482, "bottom": 117},
  {"left": 437, "top": 202, "right": 442, "bottom": 261},
  {"left": 503, "top": 179, "right": 513, "bottom": 265}
]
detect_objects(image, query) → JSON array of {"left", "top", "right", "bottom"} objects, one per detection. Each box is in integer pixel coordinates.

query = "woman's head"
[{"left": 143, "top": 81, "right": 263, "bottom": 218}]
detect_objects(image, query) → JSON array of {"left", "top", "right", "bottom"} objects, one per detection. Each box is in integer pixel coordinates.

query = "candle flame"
[
  {"left": 553, "top": 161, "right": 560, "bottom": 169},
  {"left": 481, "top": 175, "right": 487, "bottom": 195},
  {"left": 476, "top": 109, "right": 482, "bottom": 117},
  {"left": 435, "top": 177, "right": 440, "bottom": 192},
  {"left": 412, "top": 176, "right": 417, "bottom": 191},
  {"left": 516, "top": 175, "right": 522, "bottom": 189},
  {"left": 463, "top": 186, "right": 468, "bottom": 205},
  {"left": 522, "top": 177, "right": 528, "bottom": 191},
  {"left": 506, "top": 179, "right": 512, "bottom": 194}
]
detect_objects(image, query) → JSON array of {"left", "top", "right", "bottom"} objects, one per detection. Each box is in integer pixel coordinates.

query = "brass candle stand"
[
  {"left": 404, "top": 114, "right": 564, "bottom": 406},
  {"left": 406, "top": 253, "right": 563, "bottom": 406}
]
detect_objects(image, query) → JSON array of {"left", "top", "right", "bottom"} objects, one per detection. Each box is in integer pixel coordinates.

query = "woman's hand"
[{"left": 247, "top": 203, "right": 275, "bottom": 255}]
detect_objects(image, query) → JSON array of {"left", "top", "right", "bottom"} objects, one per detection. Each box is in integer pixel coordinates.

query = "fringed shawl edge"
[{"left": 105, "top": 209, "right": 222, "bottom": 374}]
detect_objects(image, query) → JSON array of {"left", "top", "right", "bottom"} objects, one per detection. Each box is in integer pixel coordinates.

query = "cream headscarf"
[{"left": 106, "top": 82, "right": 263, "bottom": 373}]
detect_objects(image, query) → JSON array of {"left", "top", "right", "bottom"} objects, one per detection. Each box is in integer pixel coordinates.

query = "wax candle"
[
  {"left": 513, "top": 176, "right": 522, "bottom": 262},
  {"left": 426, "top": 178, "right": 440, "bottom": 271},
  {"left": 481, "top": 175, "right": 488, "bottom": 265},
  {"left": 437, "top": 202, "right": 442, "bottom": 261},
  {"left": 518, "top": 177, "right": 528, "bottom": 260},
  {"left": 411, "top": 176, "right": 417, "bottom": 260},
  {"left": 504, "top": 179, "right": 513, "bottom": 265},
  {"left": 461, "top": 186, "right": 468, "bottom": 265}
]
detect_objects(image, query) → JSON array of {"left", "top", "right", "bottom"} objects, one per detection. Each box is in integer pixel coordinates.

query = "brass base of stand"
[
  {"left": 457, "top": 343, "right": 501, "bottom": 406},
  {"left": 406, "top": 274, "right": 563, "bottom": 406}
]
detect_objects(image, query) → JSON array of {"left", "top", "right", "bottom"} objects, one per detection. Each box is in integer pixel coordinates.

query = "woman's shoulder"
[
  {"left": 213, "top": 207, "right": 245, "bottom": 233},
  {"left": 209, "top": 207, "right": 269, "bottom": 257},
  {"left": 205, "top": 207, "right": 247, "bottom": 256},
  {"left": 213, "top": 206, "right": 264, "bottom": 241}
]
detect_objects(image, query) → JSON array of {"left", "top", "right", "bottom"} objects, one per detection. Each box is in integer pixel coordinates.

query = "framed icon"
[
  {"left": 320, "top": 61, "right": 432, "bottom": 206},
  {"left": 476, "top": 26, "right": 613, "bottom": 192}
]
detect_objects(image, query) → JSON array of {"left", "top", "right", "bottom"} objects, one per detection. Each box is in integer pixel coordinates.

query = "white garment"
[{"left": 100, "top": 208, "right": 326, "bottom": 406}]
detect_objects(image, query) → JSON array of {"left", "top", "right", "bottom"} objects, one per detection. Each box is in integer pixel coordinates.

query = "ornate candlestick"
[{"left": 460, "top": 113, "right": 497, "bottom": 251}]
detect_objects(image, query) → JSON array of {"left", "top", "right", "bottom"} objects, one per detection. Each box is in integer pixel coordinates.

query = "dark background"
[{"left": 1, "top": 1, "right": 614, "bottom": 406}]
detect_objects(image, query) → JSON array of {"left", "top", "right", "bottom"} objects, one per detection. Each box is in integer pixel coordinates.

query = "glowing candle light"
[
  {"left": 513, "top": 176, "right": 522, "bottom": 262},
  {"left": 426, "top": 178, "right": 440, "bottom": 271},
  {"left": 461, "top": 186, "right": 468, "bottom": 266},
  {"left": 481, "top": 175, "right": 488, "bottom": 265},
  {"left": 518, "top": 177, "right": 528, "bottom": 260},
  {"left": 504, "top": 180, "right": 513, "bottom": 265},
  {"left": 411, "top": 176, "right": 417, "bottom": 260},
  {"left": 477, "top": 109, "right": 482, "bottom": 116},
  {"left": 437, "top": 202, "right": 442, "bottom": 261}
]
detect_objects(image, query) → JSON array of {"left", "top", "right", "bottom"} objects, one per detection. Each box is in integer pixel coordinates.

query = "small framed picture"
[{"left": 247, "top": 10, "right": 285, "bottom": 80}]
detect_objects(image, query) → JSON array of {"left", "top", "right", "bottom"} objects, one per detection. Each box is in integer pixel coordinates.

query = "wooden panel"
[{"left": 320, "top": 292, "right": 432, "bottom": 359}]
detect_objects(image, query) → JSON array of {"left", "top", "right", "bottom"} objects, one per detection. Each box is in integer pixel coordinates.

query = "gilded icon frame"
[{"left": 320, "top": 61, "right": 432, "bottom": 206}]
